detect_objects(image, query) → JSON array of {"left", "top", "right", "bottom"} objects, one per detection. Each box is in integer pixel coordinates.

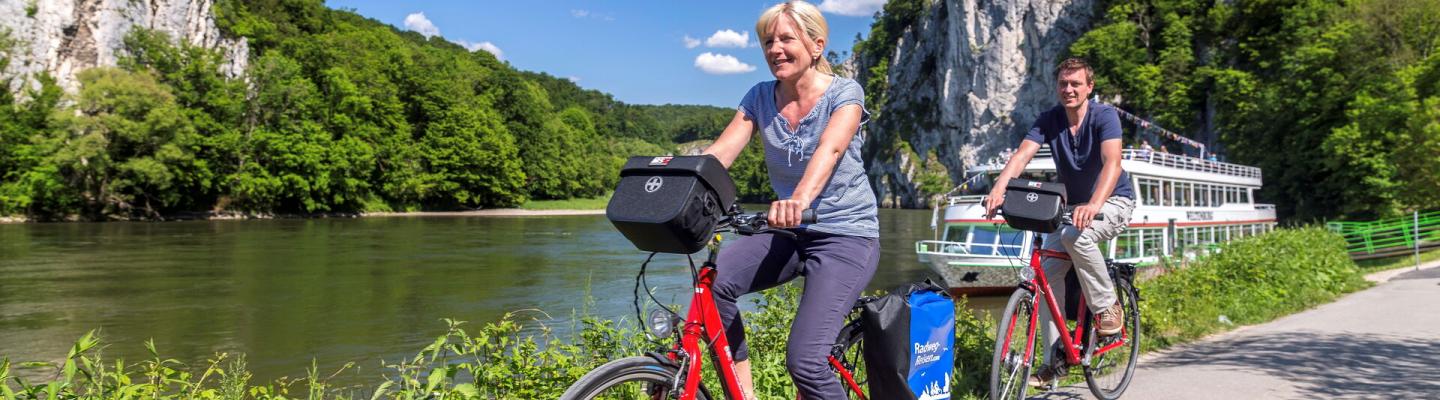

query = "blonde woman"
[{"left": 702, "top": 1, "right": 879, "bottom": 398}]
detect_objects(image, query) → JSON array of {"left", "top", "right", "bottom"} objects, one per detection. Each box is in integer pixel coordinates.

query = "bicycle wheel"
[
  {"left": 1083, "top": 279, "right": 1140, "bottom": 400},
  {"left": 830, "top": 317, "right": 868, "bottom": 399},
  {"left": 561, "top": 356, "right": 711, "bottom": 400},
  {"left": 990, "top": 288, "right": 1038, "bottom": 400}
]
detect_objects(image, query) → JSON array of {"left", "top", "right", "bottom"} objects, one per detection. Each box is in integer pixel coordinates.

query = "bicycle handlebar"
[
  {"left": 992, "top": 206, "right": 1104, "bottom": 224},
  {"left": 727, "top": 209, "right": 817, "bottom": 238},
  {"left": 753, "top": 209, "right": 818, "bottom": 225}
]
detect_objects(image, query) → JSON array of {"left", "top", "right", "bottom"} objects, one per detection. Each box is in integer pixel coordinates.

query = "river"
[{"left": 0, "top": 208, "right": 1004, "bottom": 386}]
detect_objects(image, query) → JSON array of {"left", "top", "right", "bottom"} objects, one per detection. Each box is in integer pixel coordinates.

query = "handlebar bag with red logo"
[
  {"left": 861, "top": 279, "right": 955, "bottom": 399},
  {"left": 1001, "top": 179, "right": 1068, "bottom": 233},
  {"left": 606, "top": 155, "right": 737, "bottom": 254}
]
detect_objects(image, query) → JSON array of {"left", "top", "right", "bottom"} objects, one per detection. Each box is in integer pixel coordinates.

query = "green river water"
[{"left": 0, "top": 208, "right": 1004, "bottom": 386}]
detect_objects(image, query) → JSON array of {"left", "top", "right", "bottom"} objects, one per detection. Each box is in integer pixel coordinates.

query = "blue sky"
[{"left": 324, "top": 1, "right": 882, "bottom": 107}]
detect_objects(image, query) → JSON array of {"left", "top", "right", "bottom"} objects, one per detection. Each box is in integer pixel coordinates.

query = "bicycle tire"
[
  {"left": 561, "top": 356, "right": 711, "bottom": 400},
  {"left": 1083, "top": 279, "right": 1141, "bottom": 400},
  {"left": 990, "top": 288, "right": 1038, "bottom": 400}
]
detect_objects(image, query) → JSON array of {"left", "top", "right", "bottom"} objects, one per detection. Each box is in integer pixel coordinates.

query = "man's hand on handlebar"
[
  {"left": 984, "top": 189, "right": 1005, "bottom": 219},
  {"left": 1072, "top": 202, "right": 1101, "bottom": 231}
]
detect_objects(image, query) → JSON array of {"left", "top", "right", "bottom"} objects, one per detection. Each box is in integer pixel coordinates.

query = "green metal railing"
[{"left": 1326, "top": 211, "right": 1440, "bottom": 257}]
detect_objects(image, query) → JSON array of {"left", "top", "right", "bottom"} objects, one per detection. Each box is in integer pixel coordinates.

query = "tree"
[{"left": 47, "top": 68, "right": 198, "bottom": 218}]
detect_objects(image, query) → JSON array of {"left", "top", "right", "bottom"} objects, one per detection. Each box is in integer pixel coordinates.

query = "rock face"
[
  {"left": 855, "top": 0, "right": 1099, "bottom": 207},
  {"left": 0, "top": 0, "right": 247, "bottom": 93}
]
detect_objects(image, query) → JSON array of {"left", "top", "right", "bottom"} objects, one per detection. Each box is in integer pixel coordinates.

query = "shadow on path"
[{"left": 1145, "top": 331, "right": 1440, "bottom": 398}]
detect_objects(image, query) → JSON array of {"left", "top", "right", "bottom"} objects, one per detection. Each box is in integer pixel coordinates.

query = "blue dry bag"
[{"left": 860, "top": 279, "right": 955, "bottom": 400}]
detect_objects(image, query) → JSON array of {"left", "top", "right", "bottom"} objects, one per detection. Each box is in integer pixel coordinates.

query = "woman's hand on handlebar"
[
  {"left": 769, "top": 198, "right": 809, "bottom": 228},
  {"left": 1072, "top": 202, "right": 1101, "bottom": 231}
]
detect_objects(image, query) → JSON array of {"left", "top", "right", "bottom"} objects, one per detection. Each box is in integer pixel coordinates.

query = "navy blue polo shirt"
[{"left": 1023, "top": 100, "right": 1135, "bottom": 205}]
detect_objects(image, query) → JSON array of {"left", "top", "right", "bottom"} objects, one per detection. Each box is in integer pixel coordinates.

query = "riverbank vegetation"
[
  {"left": 0, "top": 0, "right": 740, "bottom": 221},
  {"left": 1139, "top": 227, "right": 1368, "bottom": 349},
  {"left": 0, "top": 227, "right": 1369, "bottom": 398}
]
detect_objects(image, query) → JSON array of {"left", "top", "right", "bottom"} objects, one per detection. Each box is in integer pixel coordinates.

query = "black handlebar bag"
[
  {"left": 1001, "top": 179, "right": 1068, "bottom": 233},
  {"left": 606, "top": 155, "right": 737, "bottom": 254}
]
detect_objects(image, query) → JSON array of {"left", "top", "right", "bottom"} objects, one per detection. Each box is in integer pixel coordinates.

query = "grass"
[
  {"left": 1353, "top": 247, "right": 1440, "bottom": 273},
  {"left": 520, "top": 192, "right": 612, "bottom": 211}
]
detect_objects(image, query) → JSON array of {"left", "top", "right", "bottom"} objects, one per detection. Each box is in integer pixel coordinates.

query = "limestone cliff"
[
  {"left": 854, "top": 0, "right": 1099, "bottom": 207},
  {"left": 0, "top": 0, "right": 247, "bottom": 93}
]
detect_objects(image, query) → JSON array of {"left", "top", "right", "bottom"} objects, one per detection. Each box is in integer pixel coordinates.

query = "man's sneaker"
[
  {"left": 1027, "top": 366, "right": 1059, "bottom": 388},
  {"left": 1098, "top": 302, "right": 1124, "bottom": 336}
]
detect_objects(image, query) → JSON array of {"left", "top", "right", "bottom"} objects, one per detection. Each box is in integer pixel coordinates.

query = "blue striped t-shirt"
[{"left": 738, "top": 76, "right": 878, "bottom": 238}]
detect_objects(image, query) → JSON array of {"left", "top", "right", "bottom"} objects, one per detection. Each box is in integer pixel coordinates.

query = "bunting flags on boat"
[{"left": 1105, "top": 100, "right": 1207, "bottom": 153}]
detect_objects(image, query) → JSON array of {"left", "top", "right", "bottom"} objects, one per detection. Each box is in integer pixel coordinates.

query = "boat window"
[
  {"left": 1114, "top": 229, "right": 1142, "bottom": 259},
  {"left": 1197, "top": 184, "right": 1210, "bottom": 207},
  {"left": 1138, "top": 178, "right": 1161, "bottom": 206},
  {"left": 1240, "top": 189, "right": 1250, "bottom": 204},
  {"left": 997, "top": 229, "right": 1025, "bottom": 257},
  {"left": 1140, "top": 228, "right": 1165, "bottom": 257},
  {"left": 1161, "top": 181, "right": 1174, "bottom": 206},
  {"left": 1213, "top": 185, "right": 1224, "bottom": 206},
  {"left": 952, "top": 225, "right": 1026, "bottom": 257},
  {"left": 969, "top": 226, "right": 996, "bottom": 255},
  {"left": 943, "top": 225, "right": 968, "bottom": 242}
]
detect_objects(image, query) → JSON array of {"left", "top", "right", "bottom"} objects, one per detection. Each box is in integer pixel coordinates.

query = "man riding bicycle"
[{"left": 984, "top": 57, "right": 1137, "bottom": 388}]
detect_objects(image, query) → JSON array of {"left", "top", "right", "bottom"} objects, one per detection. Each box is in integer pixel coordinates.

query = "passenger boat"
[{"left": 915, "top": 147, "right": 1278, "bottom": 295}]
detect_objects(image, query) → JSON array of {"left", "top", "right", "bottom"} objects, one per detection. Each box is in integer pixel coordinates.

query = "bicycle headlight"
[
  {"left": 647, "top": 309, "right": 676, "bottom": 338},
  {"left": 1016, "top": 266, "right": 1036, "bottom": 281}
]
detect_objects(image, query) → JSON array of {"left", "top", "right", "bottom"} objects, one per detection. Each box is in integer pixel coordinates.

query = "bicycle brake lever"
[{"left": 764, "top": 228, "right": 798, "bottom": 239}]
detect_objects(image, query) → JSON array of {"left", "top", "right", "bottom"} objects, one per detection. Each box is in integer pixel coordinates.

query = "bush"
[{"left": 1138, "top": 227, "right": 1370, "bottom": 350}]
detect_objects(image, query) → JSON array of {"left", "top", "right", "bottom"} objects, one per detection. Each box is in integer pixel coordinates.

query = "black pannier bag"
[
  {"left": 606, "top": 155, "right": 737, "bottom": 254},
  {"left": 861, "top": 279, "right": 955, "bottom": 399},
  {"left": 1001, "top": 179, "right": 1068, "bottom": 233}
]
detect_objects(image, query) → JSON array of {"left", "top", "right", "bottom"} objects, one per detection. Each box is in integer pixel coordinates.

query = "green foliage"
[
  {"left": 916, "top": 148, "right": 951, "bottom": 196},
  {"left": 47, "top": 67, "right": 202, "bottom": 219},
  {"left": 1071, "top": 0, "right": 1440, "bottom": 220},
  {"left": 729, "top": 135, "right": 777, "bottom": 203},
  {"left": 1139, "top": 227, "right": 1369, "bottom": 349},
  {"left": 1, "top": 0, "right": 738, "bottom": 218}
]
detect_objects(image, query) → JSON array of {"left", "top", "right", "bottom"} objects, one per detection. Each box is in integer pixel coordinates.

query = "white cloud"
[
  {"left": 694, "top": 52, "right": 756, "bottom": 75},
  {"left": 459, "top": 41, "right": 504, "bottom": 60},
  {"left": 456, "top": 40, "right": 504, "bottom": 60},
  {"left": 682, "top": 35, "right": 701, "bottom": 49},
  {"left": 818, "top": 0, "right": 886, "bottom": 17},
  {"left": 705, "top": 29, "right": 750, "bottom": 48},
  {"left": 570, "top": 8, "right": 614, "bottom": 21},
  {"left": 403, "top": 12, "right": 440, "bottom": 37},
  {"left": 567, "top": 76, "right": 581, "bottom": 83},
  {"left": 403, "top": 12, "right": 502, "bottom": 60}
]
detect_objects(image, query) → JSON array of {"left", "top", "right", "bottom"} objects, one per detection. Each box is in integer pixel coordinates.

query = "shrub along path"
[{"left": 1044, "top": 259, "right": 1440, "bottom": 399}]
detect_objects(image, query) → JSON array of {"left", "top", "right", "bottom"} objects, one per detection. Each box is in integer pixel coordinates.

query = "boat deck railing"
[
  {"left": 1120, "top": 149, "right": 1262, "bottom": 179},
  {"left": 916, "top": 240, "right": 1025, "bottom": 259},
  {"left": 976, "top": 147, "right": 1263, "bottom": 180}
]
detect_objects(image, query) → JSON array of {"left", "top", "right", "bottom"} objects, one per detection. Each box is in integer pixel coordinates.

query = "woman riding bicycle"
[{"left": 700, "top": 1, "right": 878, "bottom": 398}]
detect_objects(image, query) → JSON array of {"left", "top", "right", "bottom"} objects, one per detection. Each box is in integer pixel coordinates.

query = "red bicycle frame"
[
  {"left": 1001, "top": 243, "right": 1130, "bottom": 369},
  {"left": 665, "top": 247, "right": 866, "bottom": 399}
]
